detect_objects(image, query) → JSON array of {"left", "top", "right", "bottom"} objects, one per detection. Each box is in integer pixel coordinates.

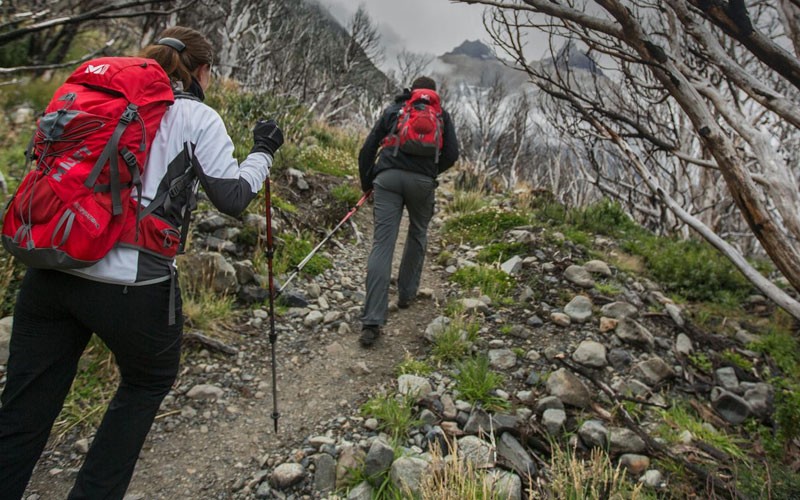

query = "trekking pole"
[
  {"left": 264, "top": 178, "right": 280, "bottom": 432},
  {"left": 276, "top": 189, "right": 372, "bottom": 296}
]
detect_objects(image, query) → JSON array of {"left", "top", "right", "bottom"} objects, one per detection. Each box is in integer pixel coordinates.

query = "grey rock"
[
  {"left": 180, "top": 251, "right": 238, "bottom": 294},
  {"left": 715, "top": 367, "right": 739, "bottom": 392},
  {"left": 547, "top": 368, "right": 592, "bottom": 408},
  {"left": 675, "top": 334, "right": 693, "bottom": 356},
  {"left": 564, "top": 265, "right": 595, "bottom": 288},
  {"left": 743, "top": 383, "right": 774, "bottom": 418},
  {"left": 615, "top": 319, "right": 654, "bottom": 350},
  {"left": 270, "top": 463, "right": 305, "bottom": 489},
  {"left": 564, "top": 295, "right": 593, "bottom": 323},
  {"left": 578, "top": 420, "right": 608, "bottom": 448},
  {"left": 464, "top": 408, "right": 492, "bottom": 435},
  {"left": 526, "top": 315, "right": 544, "bottom": 327},
  {"left": 572, "top": 340, "right": 608, "bottom": 368},
  {"left": 419, "top": 409, "right": 438, "bottom": 426},
  {"left": 461, "top": 298, "right": 490, "bottom": 314},
  {"left": 633, "top": 357, "right": 675, "bottom": 386},
  {"left": 186, "top": 384, "right": 224, "bottom": 400},
  {"left": 542, "top": 409, "right": 567, "bottom": 435},
  {"left": 734, "top": 329, "right": 760, "bottom": 346},
  {"left": 489, "top": 349, "right": 518, "bottom": 370},
  {"left": 424, "top": 316, "right": 451, "bottom": 342},
  {"left": 584, "top": 259, "right": 612, "bottom": 277},
  {"left": 364, "top": 438, "right": 394, "bottom": 483},
  {"left": 491, "top": 470, "right": 523, "bottom": 500},
  {"left": 665, "top": 303, "right": 684, "bottom": 327},
  {"left": 303, "top": 310, "right": 324, "bottom": 327},
  {"left": 497, "top": 433, "right": 537, "bottom": 478},
  {"left": 398, "top": 374, "right": 432, "bottom": 399},
  {"left": 607, "top": 349, "right": 633, "bottom": 370},
  {"left": 711, "top": 389, "right": 751, "bottom": 425},
  {"left": 535, "top": 396, "right": 564, "bottom": 416},
  {"left": 492, "top": 413, "right": 522, "bottom": 434},
  {"left": 233, "top": 260, "right": 257, "bottom": 286},
  {"left": 609, "top": 427, "right": 647, "bottom": 454},
  {"left": 639, "top": 469, "right": 664, "bottom": 488},
  {"left": 347, "top": 481, "right": 374, "bottom": 500},
  {"left": 501, "top": 256, "right": 523, "bottom": 275},
  {"left": 313, "top": 453, "right": 337, "bottom": 494},
  {"left": 458, "top": 435, "right": 495, "bottom": 467},
  {"left": 600, "top": 301, "right": 638, "bottom": 319},
  {"left": 390, "top": 456, "right": 429, "bottom": 497},
  {"left": 550, "top": 312, "right": 571, "bottom": 327},
  {"left": 306, "top": 283, "right": 322, "bottom": 298},
  {"left": 336, "top": 446, "right": 366, "bottom": 485}
]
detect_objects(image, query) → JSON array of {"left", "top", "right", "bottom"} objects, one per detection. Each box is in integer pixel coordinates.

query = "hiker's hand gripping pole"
[
  {"left": 276, "top": 189, "right": 372, "bottom": 296},
  {"left": 264, "top": 178, "right": 279, "bottom": 432}
]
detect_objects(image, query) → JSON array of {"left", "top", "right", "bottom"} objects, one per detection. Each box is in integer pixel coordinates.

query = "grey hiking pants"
[{"left": 361, "top": 168, "right": 437, "bottom": 327}]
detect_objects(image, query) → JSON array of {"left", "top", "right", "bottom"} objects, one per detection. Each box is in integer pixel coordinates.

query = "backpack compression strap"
[{"left": 84, "top": 103, "right": 142, "bottom": 215}]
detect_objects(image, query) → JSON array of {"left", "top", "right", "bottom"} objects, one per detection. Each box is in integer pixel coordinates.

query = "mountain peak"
[
  {"left": 443, "top": 39, "right": 495, "bottom": 60},
  {"left": 551, "top": 41, "right": 603, "bottom": 75}
]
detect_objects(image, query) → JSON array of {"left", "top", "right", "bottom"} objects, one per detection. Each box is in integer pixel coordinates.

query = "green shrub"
[
  {"left": 206, "top": 82, "right": 311, "bottom": 164},
  {"left": 443, "top": 209, "right": 529, "bottom": 245},
  {"left": 361, "top": 392, "right": 421, "bottom": 441},
  {"left": 446, "top": 189, "right": 487, "bottom": 215},
  {"left": 773, "top": 379, "right": 800, "bottom": 444},
  {"left": 475, "top": 242, "right": 528, "bottom": 264},
  {"left": 621, "top": 234, "right": 750, "bottom": 301},
  {"left": 750, "top": 329, "right": 800, "bottom": 379},
  {"left": 275, "top": 233, "right": 331, "bottom": 277},
  {"left": 431, "top": 324, "right": 472, "bottom": 363},
  {"left": 296, "top": 145, "right": 357, "bottom": 177},
  {"left": 453, "top": 356, "right": 509, "bottom": 411},
  {"left": 450, "top": 265, "right": 514, "bottom": 302},
  {"left": 331, "top": 183, "right": 361, "bottom": 206},
  {"left": 570, "top": 198, "right": 639, "bottom": 237}
]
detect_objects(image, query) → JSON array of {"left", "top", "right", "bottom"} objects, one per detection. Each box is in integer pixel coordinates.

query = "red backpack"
[
  {"left": 382, "top": 88, "right": 444, "bottom": 162},
  {"left": 1, "top": 56, "right": 180, "bottom": 269}
]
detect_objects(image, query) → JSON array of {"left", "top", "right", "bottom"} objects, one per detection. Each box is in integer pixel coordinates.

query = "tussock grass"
[
  {"left": 543, "top": 446, "right": 646, "bottom": 499},
  {"left": 446, "top": 189, "right": 487, "bottom": 215},
  {"left": 657, "top": 404, "right": 746, "bottom": 460},
  {"left": 360, "top": 391, "right": 422, "bottom": 442},
  {"left": 443, "top": 208, "right": 529, "bottom": 245},
  {"left": 421, "top": 439, "right": 504, "bottom": 500},
  {"left": 396, "top": 352, "right": 434, "bottom": 376},
  {"left": 449, "top": 265, "right": 515, "bottom": 302},
  {"left": 431, "top": 315, "right": 480, "bottom": 364},
  {"left": 453, "top": 356, "right": 509, "bottom": 412}
]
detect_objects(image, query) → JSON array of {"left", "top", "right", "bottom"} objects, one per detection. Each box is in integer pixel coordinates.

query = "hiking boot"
[
  {"left": 359, "top": 325, "right": 381, "bottom": 347},
  {"left": 397, "top": 296, "right": 416, "bottom": 309}
]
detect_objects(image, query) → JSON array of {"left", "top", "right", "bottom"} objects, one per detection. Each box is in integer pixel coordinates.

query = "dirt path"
[{"left": 24, "top": 209, "right": 443, "bottom": 499}]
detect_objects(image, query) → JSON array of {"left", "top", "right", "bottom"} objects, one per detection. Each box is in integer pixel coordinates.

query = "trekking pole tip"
[{"left": 272, "top": 412, "right": 280, "bottom": 432}]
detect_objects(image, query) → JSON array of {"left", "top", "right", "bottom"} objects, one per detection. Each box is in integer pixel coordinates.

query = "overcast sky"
[{"left": 317, "top": 0, "right": 491, "bottom": 58}]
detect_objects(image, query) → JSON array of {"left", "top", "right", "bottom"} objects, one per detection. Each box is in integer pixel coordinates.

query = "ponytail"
[{"left": 140, "top": 26, "right": 213, "bottom": 90}]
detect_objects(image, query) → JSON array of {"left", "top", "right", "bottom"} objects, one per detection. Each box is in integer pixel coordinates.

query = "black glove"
[{"left": 251, "top": 119, "right": 284, "bottom": 157}]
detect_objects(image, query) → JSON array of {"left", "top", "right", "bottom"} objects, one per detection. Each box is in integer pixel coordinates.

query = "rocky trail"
[{"left": 21, "top": 196, "right": 443, "bottom": 499}]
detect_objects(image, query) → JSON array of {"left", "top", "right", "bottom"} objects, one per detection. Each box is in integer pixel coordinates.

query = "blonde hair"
[{"left": 139, "top": 26, "right": 213, "bottom": 89}]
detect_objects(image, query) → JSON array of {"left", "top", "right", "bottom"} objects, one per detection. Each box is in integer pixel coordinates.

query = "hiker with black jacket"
[
  {"left": 357, "top": 76, "right": 459, "bottom": 347},
  {"left": 0, "top": 26, "right": 283, "bottom": 499}
]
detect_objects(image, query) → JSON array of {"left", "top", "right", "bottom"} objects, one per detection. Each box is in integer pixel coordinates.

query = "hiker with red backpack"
[
  {"left": 0, "top": 26, "right": 283, "bottom": 499},
  {"left": 357, "top": 76, "right": 459, "bottom": 347}
]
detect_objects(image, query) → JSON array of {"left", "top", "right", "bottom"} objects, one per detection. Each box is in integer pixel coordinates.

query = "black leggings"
[{"left": 0, "top": 268, "right": 182, "bottom": 500}]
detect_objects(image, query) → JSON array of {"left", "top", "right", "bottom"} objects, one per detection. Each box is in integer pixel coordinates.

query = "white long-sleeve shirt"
[{"left": 68, "top": 95, "right": 270, "bottom": 285}]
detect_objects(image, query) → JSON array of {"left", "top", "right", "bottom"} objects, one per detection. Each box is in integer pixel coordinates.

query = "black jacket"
[{"left": 358, "top": 89, "right": 459, "bottom": 192}]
